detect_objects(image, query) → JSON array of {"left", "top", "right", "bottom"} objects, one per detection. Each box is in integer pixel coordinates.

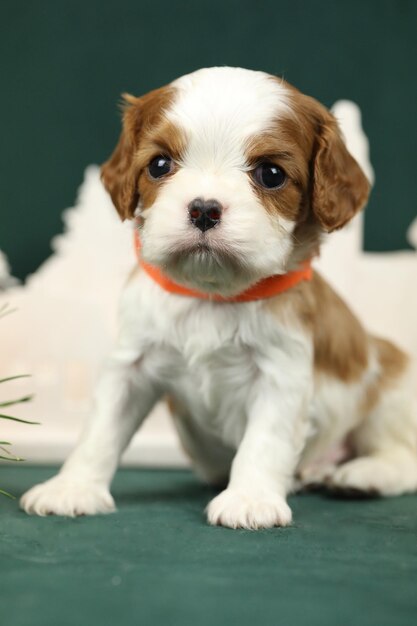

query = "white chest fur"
[{"left": 119, "top": 271, "right": 312, "bottom": 449}]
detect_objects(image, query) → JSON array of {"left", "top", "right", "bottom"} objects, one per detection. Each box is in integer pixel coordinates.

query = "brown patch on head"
[
  {"left": 245, "top": 115, "right": 312, "bottom": 223},
  {"left": 245, "top": 78, "right": 370, "bottom": 267},
  {"left": 287, "top": 84, "right": 371, "bottom": 233},
  {"left": 135, "top": 116, "right": 186, "bottom": 210},
  {"left": 245, "top": 106, "right": 321, "bottom": 269},
  {"left": 101, "top": 85, "right": 186, "bottom": 219}
]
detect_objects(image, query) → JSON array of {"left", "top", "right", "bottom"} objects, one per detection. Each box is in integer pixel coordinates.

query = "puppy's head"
[{"left": 102, "top": 67, "right": 370, "bottom": 296}]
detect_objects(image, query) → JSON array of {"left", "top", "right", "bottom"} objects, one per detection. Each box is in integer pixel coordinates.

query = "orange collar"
[{"left": 134, "top": 230, "right": 312, "bottom": 303}]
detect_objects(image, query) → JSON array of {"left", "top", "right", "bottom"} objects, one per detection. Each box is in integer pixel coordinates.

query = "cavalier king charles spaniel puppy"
[{"left": 21, "top": 67, "right": 417, "bottom": 529}]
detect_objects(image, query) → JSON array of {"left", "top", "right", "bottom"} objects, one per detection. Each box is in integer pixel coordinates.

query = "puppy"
[{"left": 21, "top": 67, "right": 417, "bottom": 529}]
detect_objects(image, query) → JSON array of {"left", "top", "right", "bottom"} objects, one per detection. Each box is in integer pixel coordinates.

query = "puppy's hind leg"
[{"left": 328, "top": 339, "right": 417, "bottom": 496}]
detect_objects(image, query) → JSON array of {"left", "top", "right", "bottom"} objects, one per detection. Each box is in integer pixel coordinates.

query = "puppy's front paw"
[
  {"left": 206, "top": 488, "right": 292, "bottom": 530},
  {"left": 20, "top": 475, "right": 115, "bottom": 517}
]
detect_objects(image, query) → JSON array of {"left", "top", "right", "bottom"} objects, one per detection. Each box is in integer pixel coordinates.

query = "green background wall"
[{"left": 1, "top": 0, "right": 416, "bottom": 280}]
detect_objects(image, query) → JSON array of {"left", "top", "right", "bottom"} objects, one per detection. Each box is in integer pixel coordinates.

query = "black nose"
[{"left": 188, "top": 198, "right": 222, "bottom": 232}]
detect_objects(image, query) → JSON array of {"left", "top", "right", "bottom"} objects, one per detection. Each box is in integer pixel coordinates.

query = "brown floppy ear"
[
  {"left": 310, "top": 102, "right": 370, "bottom": 232},
  {"left": 101, "top": 94, "right": 142, "bottom": 220}
]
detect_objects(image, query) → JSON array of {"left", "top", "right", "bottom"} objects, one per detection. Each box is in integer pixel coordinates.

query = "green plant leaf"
[
  {"left": 0, "top": 441, "right": 11, "bottom": 445},
  {"left": 0, "top": 375, "right": 31, "bottom": 384},
  {"left": 0, "top": 488, "right": 15, "bottom": 499},
  {"left": 0, "top": 444, "right": 24, "bottom": 458},
  {"left": 0, "top": 413, "right": 39, "bottom": 424},
  {"left": 0, "top": 395, "right": 33, "bottom": 408}
]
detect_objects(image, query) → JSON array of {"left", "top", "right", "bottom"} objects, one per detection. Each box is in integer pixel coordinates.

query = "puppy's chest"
[
  {"left": 153, "top": 302, "right": 263, "bottom": 410},
  {"left": 124, "top": 275, "right": 310, "bottom": 441},
  {"left": 134, "top": 290, "right": 301, "bottom": 444}
]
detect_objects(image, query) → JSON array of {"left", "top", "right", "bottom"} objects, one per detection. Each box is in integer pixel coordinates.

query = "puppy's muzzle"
[{"left": 188, "top": 198, "right": 222, "bottom": 232}]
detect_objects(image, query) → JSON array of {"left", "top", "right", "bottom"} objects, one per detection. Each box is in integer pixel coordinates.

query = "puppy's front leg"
[
  {"left": 20, "top": 349, "right": 160, "bottom": 516},
  {"left": 207, "top": 373, "right": 311, "bottom": 530}
]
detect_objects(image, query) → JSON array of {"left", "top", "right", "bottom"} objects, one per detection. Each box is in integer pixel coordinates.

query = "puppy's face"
[{"left": 102, "top": 67, "right": 370, "bottom": 296}]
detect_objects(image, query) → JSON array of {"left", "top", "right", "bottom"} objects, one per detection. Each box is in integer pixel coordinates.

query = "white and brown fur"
[{"left": 21, "top": 67, "right": 417, "bottom": 528}]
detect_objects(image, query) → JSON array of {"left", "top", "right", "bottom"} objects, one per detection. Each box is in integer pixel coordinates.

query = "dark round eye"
[
  {"left": 253, "top": 162, "right": 286, "bottom": 189},
  {"left": 148, "top": 155, "right": 173, "bottom": 179}
]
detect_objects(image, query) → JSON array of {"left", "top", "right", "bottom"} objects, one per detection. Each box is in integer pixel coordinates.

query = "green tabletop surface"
[{"left": 1, "top": 466, "right": 416, "bottom": 626}]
